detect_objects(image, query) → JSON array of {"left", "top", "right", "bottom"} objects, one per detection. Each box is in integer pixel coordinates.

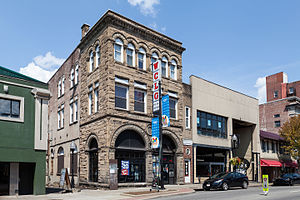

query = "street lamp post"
[{"left": 70, "top": 141, "right": 76, "bottom": 189}]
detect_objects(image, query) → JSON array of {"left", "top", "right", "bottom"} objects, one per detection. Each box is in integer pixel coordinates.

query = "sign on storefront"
[
  {"left": 262, "top": 174, "right": 269, "bottom": 195},
  {"left": 121, "top": 160, "right": 130, "bottom": 175},
  {"left": 152, "top": 117, "right": 160, "bottom": 148},
  {"left": 162, "top": 95, "right": 170, "bottom": 127},
  {"left": 152, "top": 61, "right": 160, "bottom": 112}
]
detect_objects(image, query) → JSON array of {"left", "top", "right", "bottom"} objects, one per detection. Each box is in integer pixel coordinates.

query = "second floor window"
[
  {"left": 127, "top": 43, "right": 135, "bottom": 67},
  {"left": 88, "top": 85, "right": 93, "bottom": 115},
  {"left": 134, "top": 89, "right": 146, "bottom": 112},
  {"left": 274, "top": 120, "right": 281, "bottom": 128},
  {"left": 138, "top": 47, "right": 146, "bottom": 70},
  {"left": 115, "top": 84, "right": 128, "bottom": 110},
  {"left": 169, "top": 98, "right": 177, "bottom": 119},
  {"left": 0, "top": 98, "right": 20, "bottom": 118},
  {"left": 185, "top": 106, "right": 190, "bottom": 129},
  {"left": 57, "top": 104, "right": 64, "bottom": 129},
  {"left": 114, "top": 38, "right": 123, "bottom": 62},
  {"left": 261, "top": 140, "right": 266, "bottom": 152},
  {"left": 89, "top": 51, "right": 94, "bottom": 72},
  {"left": 94, "top": 82, "right": 99, "bottom": 113},
  {"left": 70, "top": 98, "right": 78, "bottom": 124}
]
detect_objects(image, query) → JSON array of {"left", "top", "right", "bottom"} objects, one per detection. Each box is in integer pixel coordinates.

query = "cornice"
[{"left": 79, "top": 11, "right": 185, "bottom": 54}]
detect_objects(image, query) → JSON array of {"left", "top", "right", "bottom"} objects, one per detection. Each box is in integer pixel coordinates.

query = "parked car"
[
  {"left": 273, "top": 173, "right": 300, "bottom": 186},
  {"left": 203, "top": 172, "right": 248, "bottom": 191}
]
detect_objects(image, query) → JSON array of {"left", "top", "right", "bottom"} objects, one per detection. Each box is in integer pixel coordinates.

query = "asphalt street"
[{"left": 153, "top": 185, "right": 300, "bottom": 200}]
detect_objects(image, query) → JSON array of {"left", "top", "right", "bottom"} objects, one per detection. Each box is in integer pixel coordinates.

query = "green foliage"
[{"left": 279, "top": 115, "right": 300, "bottom": 159}]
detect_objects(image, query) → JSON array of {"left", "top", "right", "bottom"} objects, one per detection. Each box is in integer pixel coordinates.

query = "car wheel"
[
  {"left": 222, "top": 182, "right": 228, "bottom": 191},
  {"left": 242, "top": 181, "right": 248, "bottom": 189}
]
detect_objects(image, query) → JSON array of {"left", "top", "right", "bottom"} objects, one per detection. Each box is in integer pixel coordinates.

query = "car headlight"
[{"left": 214, "top": 179, "right": 223, "bottom": 183}]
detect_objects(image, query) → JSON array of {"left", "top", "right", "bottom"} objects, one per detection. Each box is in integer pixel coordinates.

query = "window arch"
[
  {"left": 95, "top": 45, "right": 100, "bottom": 67},
  {"left": 89, "top": 50, "right": 94, "bottom": 72},
  {"left": 126, "top": 43, "right": 135, "bottom": 67},
  {"left": 170, "top": 59, "right": 177, "bottom": 80},
  {"left": 114, "top": 38, "right": 123, "bottom": 62},
  {"left": 138, "top": 47, "right": 146, "bottom": 70},
  {"left": 57, "top": 147, "right": 64, "bottom": 174},
  {"left": 161, "top": 56, "right": 168, "bottom": 78}
]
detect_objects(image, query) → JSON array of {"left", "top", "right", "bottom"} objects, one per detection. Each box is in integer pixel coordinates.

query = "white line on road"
[{"left": 290, "top": 190, "right": 300, "bottom": 193}]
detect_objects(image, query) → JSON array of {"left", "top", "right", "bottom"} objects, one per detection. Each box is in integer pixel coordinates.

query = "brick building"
[
  {"left": 48, "top": 10, "right": 189, "bottom": 188},
  {"left": 259, "top": 72, "right": 299, "bottom": 181}
]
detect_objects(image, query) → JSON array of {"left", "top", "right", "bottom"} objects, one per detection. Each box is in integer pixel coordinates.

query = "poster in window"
[{"left": 121, "top": 160, "right": 130, "bottom": 175}]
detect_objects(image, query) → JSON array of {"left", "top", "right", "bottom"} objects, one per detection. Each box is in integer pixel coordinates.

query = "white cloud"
[
  {"left": 161, "top": 26, "right": 166, "bottom": 32},
  {"left": 150, "top": 22, "right": 158, "bottom": 30},
  {"left": 34, "top": 52, "right": 65, "bottom": 69},
  {"left": 254, "top": 76, "right": 266, "bottom": 104},
  {"left": 19, "top": 52, "right": 64, "bottom": 83},
  {"left": 128, "top": 0, "right": 160, "bottom": 16}
]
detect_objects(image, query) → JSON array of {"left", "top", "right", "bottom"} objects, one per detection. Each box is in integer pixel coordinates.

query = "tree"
[{"left": 279, "top": 115, "right": 300, "bottom": 159}]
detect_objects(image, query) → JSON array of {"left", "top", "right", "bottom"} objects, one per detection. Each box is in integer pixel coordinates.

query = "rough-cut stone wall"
[{"left": 78, "top": 12, "right": 185, "bottom": 186}]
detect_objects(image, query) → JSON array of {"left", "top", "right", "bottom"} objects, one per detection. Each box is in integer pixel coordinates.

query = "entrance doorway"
[
  {"left": 115, "top": 130, "right": 146, "bottom": 183},
  {"left": 19, "top": 163, "right": 35, "bottom": 195},
  {"left": 0, "top": 162, "right": 9, "bottom": 195},
  {"left": 89, "top": 138, "right": 98, "bottom": 182}
]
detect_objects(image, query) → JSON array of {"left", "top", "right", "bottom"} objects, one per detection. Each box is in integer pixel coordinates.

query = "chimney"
[{"left": 81, "top": 23, "right": 90, "bottom": 38}]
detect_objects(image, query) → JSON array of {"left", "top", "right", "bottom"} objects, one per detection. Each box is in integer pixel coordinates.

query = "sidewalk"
[{"left": 0, "top": 182, "right": 262, "bottom": 200}]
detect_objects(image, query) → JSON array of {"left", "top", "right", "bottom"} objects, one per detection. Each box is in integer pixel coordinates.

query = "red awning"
[
  {"left": 282, "top": 161, "right": 298, "bottom": 168},
  {"left": 261, "top": 159, "right": 282, "bottom": 167}
]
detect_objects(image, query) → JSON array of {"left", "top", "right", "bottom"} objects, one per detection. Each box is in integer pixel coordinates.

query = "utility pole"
[{"left": 158, "top": 80, "right": 164, "bottom": 189}]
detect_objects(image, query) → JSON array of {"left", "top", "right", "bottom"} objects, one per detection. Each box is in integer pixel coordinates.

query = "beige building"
[
  {"left": 48, "top": 49, "right": 81, "bottom": 185},
  {"left": 188, "top": 75, "right": 260, "bottom": 183}
]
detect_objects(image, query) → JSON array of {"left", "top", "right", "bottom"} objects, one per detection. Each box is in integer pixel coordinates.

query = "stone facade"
[{"left": 77, "top": 11, "right": 186, "bottom": 187}]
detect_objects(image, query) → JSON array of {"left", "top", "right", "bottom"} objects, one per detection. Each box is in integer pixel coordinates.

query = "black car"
[
  {"left": 273, "top": 173, "right": 300, "bottom": 186},
  {"left": 203, "top": 172, "right": 248, "bottom": 191}
]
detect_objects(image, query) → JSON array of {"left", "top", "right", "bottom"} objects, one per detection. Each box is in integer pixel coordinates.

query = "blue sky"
[{"left": 1, "top": 0, "right": 300, "bottom": 103}]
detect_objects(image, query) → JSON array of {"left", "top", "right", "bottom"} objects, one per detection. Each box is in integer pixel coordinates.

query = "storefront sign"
[
  {"left": 162, "top": 95, "right": 170, "bottom": 127},
  {"left": 152, "top": 61, "right": 160, "bottom": 112},
  {"left": 152, "top": 117, "right": 160, "bottom": 148},
  {"left": 121, "top": 160, "right": 130, "bottom": 175},
  {"left": 262, "top": 174, "right": 269, "bottom": 195}
]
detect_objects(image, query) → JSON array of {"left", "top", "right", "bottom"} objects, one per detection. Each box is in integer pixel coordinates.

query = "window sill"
[
  {"left": 132, "top": 110, "right": 148, "bottom": 116},
  {"left": 115, "top": 107, "right": 129, "bottom": 112},
  {"left": 69, "top": 84, "right": 79, "bottom": 90},
  {"left": 69, "top": 121, "right": 78, "bottom": 126},
  {"left": 114, "top": 60, "right": 124, "bottom": 65},
  {"left": 58, "top": 94, "right": 64, "bottom": 99},
  {"left": 0, "top": 116, "right": 24, "bottom": 123},
  {"left": 57, "top": 127, "right": 64, "bottom": 131}
]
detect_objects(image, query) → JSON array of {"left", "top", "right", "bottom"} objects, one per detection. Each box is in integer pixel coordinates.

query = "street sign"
[
  {"left": 262, "top": 174, "right": 269, "bottom": 195},
  {"left": 152, "top": 117, "right": 160, "bottom": 148},
  {"left": 162, "top": 95, "right": 170, "bottom": 127}
]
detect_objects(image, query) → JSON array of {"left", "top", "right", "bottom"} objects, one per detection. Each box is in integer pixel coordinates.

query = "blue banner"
[
  {"left": 152, "top": 117, "right": 160, "bottom": 148},
  {"left": 121, "top": 160, "right": 130, "bottom": 175},
  {"left": 162, "top": 95, "right": 170, "bottom": 127}
]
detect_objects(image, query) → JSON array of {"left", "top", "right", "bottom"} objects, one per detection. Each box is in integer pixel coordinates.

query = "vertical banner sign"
[
  {"left": 152, "top": 61, "right": 160, "bottom": 112},
  {"left": 262, "top": 174, "right": 269, "bottom": 195},
  {"left": 121, "top": 160, "right": 130, "bottom": 175},
  {"left": 152, "top": 117, "right": 160, "bottom": 148},
  {"left": 162, "top": 95, "right": 170, "bottom": 127}
]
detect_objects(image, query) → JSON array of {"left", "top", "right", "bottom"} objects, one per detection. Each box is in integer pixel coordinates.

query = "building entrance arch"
[{"left": 115, "top": 129, "right": 146, "bottom": 183}]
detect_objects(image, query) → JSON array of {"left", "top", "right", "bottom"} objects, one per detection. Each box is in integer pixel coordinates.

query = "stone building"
[
  {"left": 78, "top": 10, "right": 186, "bottom": 187},
  {"left": 48, "top": 10, "right": 187, "bottom": 188}
]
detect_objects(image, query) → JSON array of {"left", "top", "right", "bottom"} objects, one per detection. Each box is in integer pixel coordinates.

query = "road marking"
[{"left": 290, "top": 190, "right": 300, "bottom": 193}]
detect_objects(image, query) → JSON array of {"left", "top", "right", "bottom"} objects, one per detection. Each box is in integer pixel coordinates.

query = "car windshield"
[
  {"left": 219, "top": 173, "right": 231, "bottom": 179},
  {"left": 211, "top": 172, "right": 226, "bottom": 179},
  {"left": 282, "top": 174, "right": 293, "bottom": 178}
]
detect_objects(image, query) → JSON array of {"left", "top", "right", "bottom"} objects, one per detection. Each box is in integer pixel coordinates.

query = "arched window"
[
  {"left": 89, "top": 50, "right": 94, "bottom": 72},
  {"left": 126, "top": 43, "right": 135, "bottom": 67},
  {"left": 138, "top": 47, "right": 146, "bottom": 70},
  {"left": 95, "top": 45, "right": 100, "bottom": 67},
  {"left": 57, "top": 147, "right": 64, "bottom": 174},
  {"left": 114, "top": 38, "right": 123, "bottom": 62},
  {"left": 151, "top": 52, "right": 159, "bottom": 71},
  {"left": 161, "top": 56, "right": 168, "bottom": 78},
  {"left": 170, "top": 59, "right": 177, "bottom": 80}
]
